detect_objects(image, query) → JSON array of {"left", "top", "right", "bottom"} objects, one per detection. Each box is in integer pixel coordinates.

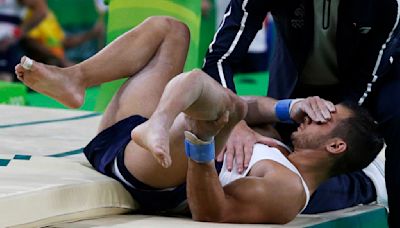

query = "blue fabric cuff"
[
  {"left": 185, "top": 139, "right": 215, "bottom": 163},
  {"left": 275, "top": 99, "right": 293, "bottom": 123}
]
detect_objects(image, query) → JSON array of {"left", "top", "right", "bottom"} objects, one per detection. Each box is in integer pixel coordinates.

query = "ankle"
[{"left": 64, "top": 65, "right": 86, "bottom": 88}]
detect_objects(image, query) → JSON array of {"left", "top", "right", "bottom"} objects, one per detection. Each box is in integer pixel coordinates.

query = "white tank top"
[{"left": 219, "top": 143, "right": 311, "bottom": 212}]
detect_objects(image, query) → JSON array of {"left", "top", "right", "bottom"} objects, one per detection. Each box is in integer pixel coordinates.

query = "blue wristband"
[
  {"left": 275, "top": 99, "right": 293, "bottom": 123},
  {"left": 185, "top": 139, "right": 215, "bottom": 163}
]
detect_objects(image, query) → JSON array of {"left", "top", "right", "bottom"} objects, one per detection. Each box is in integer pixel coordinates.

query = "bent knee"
[
  {"left": 146, "top": 16, "right": 190, "bottom": 41},
  {"left": 228, "top": 90, "right": 247, "bottom": 123}
]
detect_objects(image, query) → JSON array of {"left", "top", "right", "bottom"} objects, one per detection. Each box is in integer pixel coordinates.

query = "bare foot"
[
  {"left": 15, "top": 56, "right": 85, "bottom": 108},
  {"left": 131, "top": 119, "right": 172, "bottom": 168}
]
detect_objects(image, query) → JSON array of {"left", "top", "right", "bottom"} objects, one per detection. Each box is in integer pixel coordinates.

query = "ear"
[{"left": 325, "top": 138, "right": 347, "bottom": 155}]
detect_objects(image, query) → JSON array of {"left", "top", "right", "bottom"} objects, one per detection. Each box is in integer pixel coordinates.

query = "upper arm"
[
  {"left": 219, "top": 175, "right": 305, "bottom": 224},
  {"left": 19, "top": 0, "right": 47, "bottom": 32},
  {"left": 20, "top": 0, "right": 46, "bottom": 10},
  {"left": 202, "top": 0, "right": 271, "bottom": 91}
]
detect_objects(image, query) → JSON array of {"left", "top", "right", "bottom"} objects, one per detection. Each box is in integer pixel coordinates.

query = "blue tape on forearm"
[
  {"left": 185, "top": 139, "right": 215, "bottom": 163},
  {"left": 275, "top": 99, "right": 293, "bottom": 123}
]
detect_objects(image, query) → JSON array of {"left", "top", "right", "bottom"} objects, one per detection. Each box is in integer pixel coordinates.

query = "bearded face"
[
  {"left": 290, "top": 115, "right": 338, "bottom": 150},
  {"left": 291, "top": 129, "right": 331, "bottom": 150}
]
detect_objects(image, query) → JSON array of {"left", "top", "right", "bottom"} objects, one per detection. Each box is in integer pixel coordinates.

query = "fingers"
[
  {"left": 220, "top": 121, "right": 258, "bottom": 173},
  {"left": 258, "top": 136, "right": 279, "bottom": 147},
  {"left": 222, "top": 145, "right": 247, "bottom": 173},
  {"left": 160, "top": 154, "right": 172, "bottom": 168},
  {"left": 324, "top": 99, "right": 336, "bottom": 112},
  {"left": 234, "top": 144, "right": 244, "bottom": 173},
  {"left": 183, "top": 111, "right": 229, "bottom": 141},
  {"left": 295, "top": 96, "right": 336, "bottom": 123},
  {"left": 316, "top": 98, "right": 335, "bottom": 119},
  {"left": 216, "top": 146, "right": 226, "bottom": 162},
  {"left": 224, "top": 144, "right": 235, "bottom": 171},
  {"left": 242, "top": 143, "right": 252, "bottom": 170},
  {"left": 307, "top": 97, "right": 328, "bottom": 122}
]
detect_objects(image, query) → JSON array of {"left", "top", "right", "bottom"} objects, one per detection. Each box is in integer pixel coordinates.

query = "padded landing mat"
[
  {"left": 0, "top": 105, "right": 101, "bottom": 161},
  {"left": 53, "top": 205, "right": 387, "bottom": 228},
  {"left": 0, "top": 105, "right": 388, "bottom": 227},
  {"left": 0, "top": 105, "right": 136, "bottom": 227},
  {"left": 0, "top": 155, "right": 135, "bottom": 227}
]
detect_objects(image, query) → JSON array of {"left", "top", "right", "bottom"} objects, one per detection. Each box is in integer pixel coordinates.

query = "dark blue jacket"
[{"left": 203, "top": 0, "right": 400, "bottom": 122}]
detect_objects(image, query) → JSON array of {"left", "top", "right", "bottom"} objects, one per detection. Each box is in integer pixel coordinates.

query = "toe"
[
  {"left": 15, "top": 64, "right": 23, "bottom": 72},
  {"left": 160, "top": 156, "right": 172, "bottom": 168}
]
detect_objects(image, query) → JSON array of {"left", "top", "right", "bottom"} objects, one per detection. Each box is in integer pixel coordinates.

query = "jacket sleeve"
[
  {"left": 202, "top": 0, "right": 270, "bottom": 93},
  {"left": 340, "top": 0, "right": 400, "bottom": 105}
]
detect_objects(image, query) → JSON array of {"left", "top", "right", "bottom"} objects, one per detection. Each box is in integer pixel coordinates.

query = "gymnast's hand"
[
  {"left": 184, "top": 111, "right": 229, "bottom": 141},
  {"left": 290, "top": 96, "right": 336, "bottom": 123},
  {"left": 217, "top": 120, "right": 279, "bottom": 174}
]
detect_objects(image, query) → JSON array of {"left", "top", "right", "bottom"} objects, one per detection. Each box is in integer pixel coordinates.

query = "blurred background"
[{"left": 0, "top": 0, "right": 275, "bottom": 112}]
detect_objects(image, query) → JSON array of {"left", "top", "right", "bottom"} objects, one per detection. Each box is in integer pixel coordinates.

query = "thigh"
[
  {"left": 124, "top": 114, "right": 189, "bottom": 188},
  {"left": 99, "top": 20, "right": 190, "bottom": 131}
]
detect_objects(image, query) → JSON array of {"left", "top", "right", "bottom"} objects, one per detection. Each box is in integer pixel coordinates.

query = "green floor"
[
  {"left": 26, "top": 86, "right": 100, "bottom": 111},
  {"left": 234, "top": 71, "right": 269, "bottom": 96}
]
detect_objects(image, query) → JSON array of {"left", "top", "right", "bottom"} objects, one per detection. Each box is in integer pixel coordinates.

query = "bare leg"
[
  {"left": 14, "top": 16, "right": 186, "bottom": 108},
  {"left": 131, "top": 70, "right": 247, "bottom": 168},
  {"left": 95, "top": 31, "right": 244, "bottom": 187},
  {"left": 84, "top": 16, "right": 191, "bottom": 188}
]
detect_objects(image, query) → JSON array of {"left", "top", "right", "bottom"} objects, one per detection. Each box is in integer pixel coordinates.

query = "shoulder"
[
  {"left": 249, "top": 160, "right": 307, "bottom": 210},
  {"left": 255, "top": 172, "right": 307, "bottom": 223},
  {"left": 263, "top": 171, "right": 307, "bottom": 218},
  {"left": 222, "top": 173, "right": 304, "bottom": 223}
]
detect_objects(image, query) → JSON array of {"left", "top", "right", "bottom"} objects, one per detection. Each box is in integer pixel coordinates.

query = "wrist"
[
  {"left": 274, "top": 99, "right": 293, "bottom": 123},
  {"left": 184, "top": 131, "right": 215, "bottom": 163}
]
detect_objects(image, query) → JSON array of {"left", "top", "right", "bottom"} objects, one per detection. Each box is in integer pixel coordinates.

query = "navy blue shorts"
[{"left": 83, "top": 115, "right": 187, "bottom": 213}]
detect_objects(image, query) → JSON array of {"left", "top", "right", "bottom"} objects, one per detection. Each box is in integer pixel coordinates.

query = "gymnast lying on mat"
[{"left": 14, "top": 16, "right": 384, "bottom": 224}]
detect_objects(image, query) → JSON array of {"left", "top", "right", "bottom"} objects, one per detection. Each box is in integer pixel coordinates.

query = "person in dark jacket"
[{"left": 202, "top": 0, "right": 399, "bottom": 226}]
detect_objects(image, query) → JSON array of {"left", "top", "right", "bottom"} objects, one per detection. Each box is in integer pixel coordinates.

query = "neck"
[{"left": 288, "top": 148, "right": 334, "bottom": 194}]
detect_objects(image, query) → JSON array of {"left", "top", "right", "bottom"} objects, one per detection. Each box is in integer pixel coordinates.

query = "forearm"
[
  {"left": 242, "top": 96, "right": 279, "bottom": 125},
  {"left": 20, "top": 0, "right": 47, "bottom": 34},
  {"left": 63, "top": 31, "right": 95, "bottom": 48},
  {"left": 187, "top": 161, "right": 228, "bottom": 222}
]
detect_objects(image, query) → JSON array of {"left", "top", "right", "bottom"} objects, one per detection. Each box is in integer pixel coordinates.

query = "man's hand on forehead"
[{"left": 290, "top": 96, "right": 336, "bottom": 124}]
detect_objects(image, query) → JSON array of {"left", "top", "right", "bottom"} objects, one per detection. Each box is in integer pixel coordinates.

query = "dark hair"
[{"left": 329, "top": 101, "right": 384, "bottom": 176}]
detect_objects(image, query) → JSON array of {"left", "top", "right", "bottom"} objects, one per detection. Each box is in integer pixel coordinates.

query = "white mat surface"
[
  {"left": 0, "top": 105, "right": 137, "bottom": 227},
  {"left": 0, "top": 105, "right": 100, "bottom": 159},
  {"left": 0, "top": 155, "right": 136, "bottom": 227},
  {"left": 51, "top": 205, "right": 386, "bottom": 228}
]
